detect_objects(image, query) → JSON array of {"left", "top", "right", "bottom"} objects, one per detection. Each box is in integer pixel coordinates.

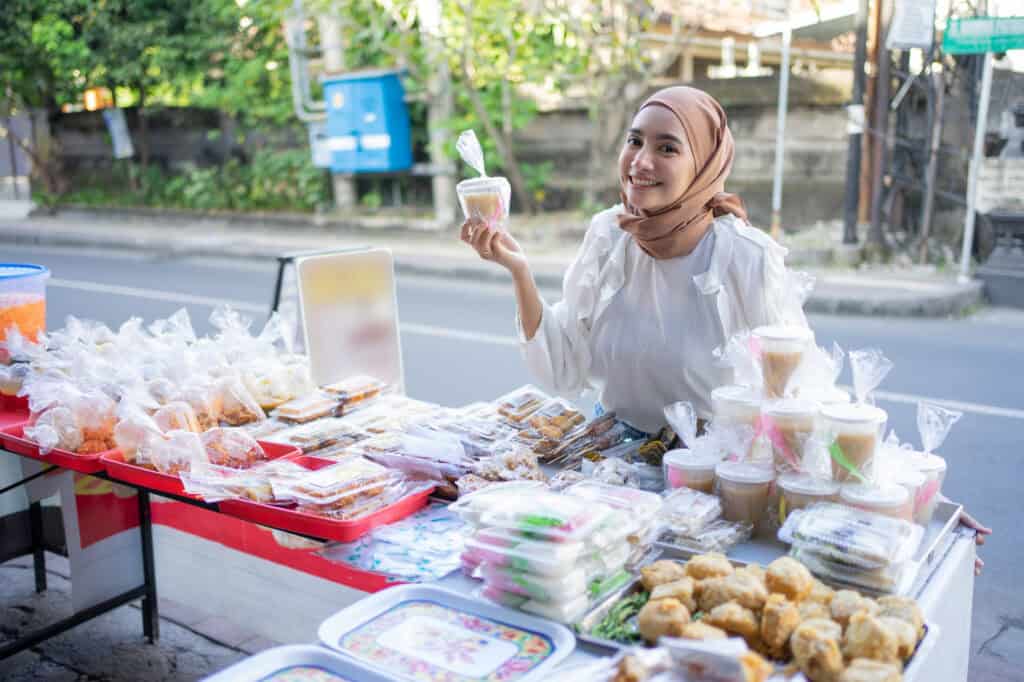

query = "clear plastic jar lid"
[
  {"left": 711, "top": 385, "right": 763, "bottom": 410},
  {"left": 778, "top": 473, "right": 839, "bottom": 496},
  {"left": 753, "top": 325, "right": 814, "bottom": 342},
  {"left": 715, "top": 461, "right": 775, "bottom": 485},
  {"left": 763, "top": 398, "right": 819, "bottom": 419},
  {"left": 820, "top": 403, "right": 887, "bottom": 425},
  {"left": 890, "top": 465, "right": 926, "bottom": 487},
  {"left": 840, "top": 482, "right": 909, "bottom": 508},
  {"left": 664, "top": 449, "right": 720, "bottom": 471},
  {"left": 0, "top": 264, "right": 50, "bottom": 280},
  {"left": 905, "top": 451, "right": 947, "bottom": 474},
  {"left": 456, "top": 176, "right": 509, "bottom": 193},
  {"left": 797, "top": 386, "right": 851, "bottom": 405}
]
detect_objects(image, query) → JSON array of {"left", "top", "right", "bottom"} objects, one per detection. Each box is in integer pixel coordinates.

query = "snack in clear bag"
[
  {"left": 455, "top": 130, "right": 511, "bottom": 230},
  {"left": 218, "top": 376, "right": 266, "bottom": 426},
  {"left": 200, "top": 427, "right": 268, "bottom": 469},
  {"left": 176, "top": 382, "right": 223, "bottom": 431},
  {"left": 26, "top": 406, "right": 83, "bottom": 453},
  {"left": 546, "top": 469, "right": 587, "bottom": 492},
  {"left": 272, "top": 390, "right": 340, "bottom": 423},
  {"left": 478, "top": 490, "right": 612, "bottom": 543},
  {"left": 564, "top": 480, "right": 663, "bottom": 523},
  {"left": 321, "top": 374, "right": 387, "bottom": 408},
  {"left": 241, "top": 417, "right": 291, "bottom": 440},
  {"left": 153, "top": 401, "right": 200, "bottom": 434},
  {"left": 526, "top": 397, "right": 586, "bottom": 438},
  {"left": 660, "top": 487, "right": 723, "bottom": 536},
  {"left": 790, "top": 547, "right": 909, "bottom": 595},
  {"left": 590, "top": 456, "right": 639, "bottom": 488},
  {"left": 753, "top": 325, "right": 815, "bottom": 399},
  {"left": 658, "top": 519, "right": 753, "bottom": 555},
  {"left": 473, "top": 446, "right": 546, "bottom": 483},
  {"left": 0, "top": 362, "right": 30, "bottom": 396},
  {"left": 494, "top": 384, "right": 549, "bottom": 424},
  {"left": 549, "top": 415, "right": 629, "bottom": 464},
  {"left": 778, "top": 502, "right": 923, "bottom": 569},
  {"left": 148, "top": 430, "right": 205, "bottom": 475},
  {"left": 265, "top": 417, "right": 367, "bottom": 453},
  {"left": 448, "top": 480, "right": 546, "bottom": 525}
]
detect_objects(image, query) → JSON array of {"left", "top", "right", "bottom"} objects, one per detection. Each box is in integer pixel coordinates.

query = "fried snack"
[
  {"left": 677, "top": 622, "right": 728, "bottom": 641},
  {"left": 839, "top": 658, "right": 904, "bottom": 682},
  {"left": 831, "top": 589, "right": 879, "bottom": 628},
  {"left": 791, "top": 620, "right": 845, "bottom": 682},
  {"left": 878, "top": 616, "right": 917, "bottom": 661},
  {"left": 201, "top": 428, "right": 267, "bottom": 469},
  {"left": 843, "top": 612, "right": 900, "bottom": 663},
  {"left": 799, "top": 600, "right": 832, "bottom": 621},
  {"left": 650, "top": 577, "right": 697, "bottom": 613},
  {"left": 641, "top": 560, "right": 688, "bottom": 591},
  {"left": 877, "top": 595, "right": 925, "bottom": 641},
  {"left": 613, "top": 654, "right": 648, "bottom": 682},
  {"left": 806, "top": 579, "right": 836, "bottom": 606},
  {"left": 761, "top": 594, "right": 802, "bottom": 658},
  {"left": 697, "top": 572, "right": 768, "bottom": 612},
  {"left": 153, "top": 402, "right": 201, "bottom": 433},
  {"left": 703, "top": 602, "right": 759, "bottom": 644},
  {"left": 740, "top": 651, "right": 774, "bottom": 682},
  {"left": 766, "top": 556, "right": 814, "bottom": 601},
  {"left": 735, "top": 563, "right": 767, "bottom": 585},
  {"left": 79, "top": 418, "right": 117, "bottom": 454},
  {"left": 637, "top": 598, "right": 691, "bottom": 643},
  {"left": 685, "top": 552, "right": 734, "bottom": 580}
]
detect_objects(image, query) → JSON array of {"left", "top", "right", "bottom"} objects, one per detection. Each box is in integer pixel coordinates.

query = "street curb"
[{"left": 0, "top": 218, "right": 985, "bottom": 318}]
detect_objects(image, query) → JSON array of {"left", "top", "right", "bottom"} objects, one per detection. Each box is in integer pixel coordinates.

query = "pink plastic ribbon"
[
  {"left": 916, "top": 478, "right": 941, "bottom": 511},
  {"left": 756, "top": 415, "right": 800, "bottom": 470},
  {"left": 747, "top": 335, "right": 764, "bottom": 359}
]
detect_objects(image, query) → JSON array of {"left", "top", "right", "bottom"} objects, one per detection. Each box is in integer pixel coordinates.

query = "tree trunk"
[{"left": 136, "top": 84, "right": 149, "bottom": 169}]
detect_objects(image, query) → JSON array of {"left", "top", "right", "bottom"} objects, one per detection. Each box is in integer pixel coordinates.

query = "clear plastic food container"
[
  {"left": 790, "top": 547, "right": 909, "bottom": 595},
  {"left": 321, "top": 375, "right": 387, "bottom": 408},
  {"left": 820, "top": 403, "right": 887, "bottom": 482},
  {"left": 753, "top": 324, "right": 814, "bottom": 398},
  {"left": 778, "top": 502, "right": 923, "bottom": 569},
  {"left": 905, "top": 451, "right": 948, "bottom": 525},
  {"left": 448, "top": 480, "right": 547, "bottom": 527},
  {"left": 457, "top": 176, "right": 511, "bottom": 228},
  {"left": 477, "top": 490, "right": 612, "bottom": 543},
  {"left": 777, "top": 473, "right": 840, "bottom": 523},
  {"left": 264, "top": 418, "right": 368, "bottom": 453},
  {"left": 480, "top": 563, "right": 590, "bottom": 602},
  {"left": 715, "top": 461, "right": 775, "bottom": 527},
  {"left": 273, "top": 391, "right": 341, "bottom": 423},
  {"left": 464, "top": 531, "right": 587, "bottom": 577},
  {"left": 660, "top": 486, "right": 723, "bottom": 535},
  {"left": 658, "top": 519, "right": 752, "bottom": 555},
  {"left": 0, "top": 264, "right": 49, "bottom": 350},
  {"left": 663, "top": 448, "right": 720, "bottom": 494},
  {"left": 711, "top": 385, "right": 763, "bottom": 428},
  {"left": 840, "top": 482, "right": 914, "bottom": 522},
  {"left": 494, "top": 385, "right": 549, "bottom": 424},
  {"left": 761, "top": 398, "right": 819, "bottom": 473},
  {"left": 563, "top": 480, "right": 663, "bottom": 521}
]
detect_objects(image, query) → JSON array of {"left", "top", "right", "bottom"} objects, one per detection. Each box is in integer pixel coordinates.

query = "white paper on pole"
[
  {"left": 887, "top": 0, "right": 937, "bottom": 49},
  {"left": 101, "top": 108, "right": 135, "bottom": 160}
]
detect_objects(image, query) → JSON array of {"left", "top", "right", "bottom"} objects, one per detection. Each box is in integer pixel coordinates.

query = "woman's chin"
[{"left": 626, "top": 192, "right": 662, "bottom": 211}]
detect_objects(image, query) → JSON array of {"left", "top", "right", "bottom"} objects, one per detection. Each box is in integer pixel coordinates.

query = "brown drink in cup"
[
  {"left": 753, "top": 325, "right": 814, "bottom": 398},
  {"left": 820, "top": 403, "right": 887, "bottom": 482},
  {"left": 762, "top": 398, "right": 818, "bottom": 473},
  {"left": 715, "top": 461, "right": 775, "bottom": 530}
]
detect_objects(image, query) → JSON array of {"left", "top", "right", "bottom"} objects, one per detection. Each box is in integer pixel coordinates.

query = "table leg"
[
  {"left": 137, "top": 490, "right": 160, "bottom": 642},
  {"left": 29, "top": 500, "right": 46, "bottom": 593}
]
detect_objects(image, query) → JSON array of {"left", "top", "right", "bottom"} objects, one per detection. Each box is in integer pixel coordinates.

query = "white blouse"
[{"left": 517, "top": 206, "right": 806, "bottom": 432}]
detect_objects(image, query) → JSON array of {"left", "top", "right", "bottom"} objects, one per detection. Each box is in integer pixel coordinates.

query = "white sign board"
[
  {"left": 101, "top": 108, "right": 135, "bottom": 159},
  {"left": 888, "top": 0, "right": 937, "bottom": 49}
]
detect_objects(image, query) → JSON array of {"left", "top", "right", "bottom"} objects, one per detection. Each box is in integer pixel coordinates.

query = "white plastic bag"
[
  {"left": 849, "top": 347, "right": 893, "bottom": 404},
  {"left": 917, "top": 401, "right": 962, "bottom": 453}
]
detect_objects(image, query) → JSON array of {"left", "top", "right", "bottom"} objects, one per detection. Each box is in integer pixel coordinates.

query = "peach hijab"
[{"left": 617, "top": 86, "right": 747, "bottom": 259}]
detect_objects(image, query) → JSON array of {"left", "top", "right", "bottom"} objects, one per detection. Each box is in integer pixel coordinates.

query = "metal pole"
[
  {"left": 317, "top": 11, "right": 357, "bottom": 210},
  {"left": 919, "top": 67, "right": 945, "bottom": 264},
  {"left": 770, "top": 25, "right": 791, "bottom": 240},
  {"left": 842, "top": 0, "right": 870, "bottom": 244},
  {"left": 418, "top": 0, "right": 456, "bottom": 228},
  {"left": 959, "top": 52, "right": 994, "bottom": 283}
]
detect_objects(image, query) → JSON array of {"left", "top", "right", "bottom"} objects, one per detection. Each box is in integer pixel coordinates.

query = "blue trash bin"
[{"left": 322, "top": 69, "right": 413, "bottom": 173}]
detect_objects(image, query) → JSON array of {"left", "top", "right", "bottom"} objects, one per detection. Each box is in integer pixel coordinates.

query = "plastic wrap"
[
  {"left": 200, "top": 428, "right": 268, "bottom": 469},
  {"left": 564, "top": 480, "right": 663, "bottom": 523},
  {"left": 473, "top": 447, "right": 545, "bottom": 483},
  {"left": 455, "top": 130, "right": 511, "bottom": 229},
  {"left": 778, "top": 502, "right": 923, "bottom": 569},
  {"left": 658, "top": 519, "right": 753, "bottom": 555},
  {"left": 264, "top": 417, "right": 368, "bottom": 453},
  {"left": 114, "top": 403, "right": 166, "bottom": 463},
  {"left": 849, "top": 348, "right": 894, "bottom": 404},
  {"left": 713, "top": 331, "right": 763, "bottom": 392},
  {"left": 23, "top": 385, "right": 117, "bottom": 455},
  {"left": 476, "top": 489, "right": 612, "bottom": 543},
  {"left": 663, "top": 401, "right": 698, "bottom": 448},
  {"left": 494, "top": 385, "right": 549, "bottom": 424},
  {"left": 448, "top": 480, "right": 546, "bottom": 526},
  {"left": 790, "top": 547, "right": 911, "bottom": 595},
  {"left": 792, "top": 341, "right": 845, "bottom": 398},
  {"left": 548, "top": 415, "right": 629, "bottom": 464},
  {"left": 148, "top": 430, "right": 205, "bottom": 475},
  {"left": 590, "top": 456, "right": 639, "bottom": 488},
  {"left": 273, "top": 391, "right": 340, "bottom": 423},
  {"left": 659, "top": 487, "right": 723, "bottom": 536}
]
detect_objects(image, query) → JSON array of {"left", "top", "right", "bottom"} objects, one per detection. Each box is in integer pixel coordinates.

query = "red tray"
[
  {"left": 0, "top": 394, "right": 29, "bottom": 431},
  {"left": 218, "top": 457, "right": 435, "bottom": 542},
  {"left": 101, "top": 440, "right": 301, "bottom": 499},
  {"left": 0, "top": 423, "right": 110, "bottom": 474}
]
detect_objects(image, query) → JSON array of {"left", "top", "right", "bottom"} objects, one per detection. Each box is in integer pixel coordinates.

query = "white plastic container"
[
  {"left": 762, "top": 398, "right": 819, "bottom": 473},
  {"left": 715, "top": 461, "right": 775, "bottom": 527},
  {"left": 710, "top": 385, "right": 763, "bottom": 428},
  {"left": 840, "top": 482, "right": 914, "bottom": 522},
  {"left": 820, "top": 403, "right": 888, "bottom": 482},
  {"left": 753, "top": 325, "right": 814, "bottom": 398},
  {"left": 457, "top": 176, "right": 511, "bottom": 228},
  {"left": 777, "top": 473, "right": 840, "bottom": 524},
  {"left": 905, "top": 451, "right": 948, "bottom": 525},
  {"left": 663, "top": 448, "right": 719, "bottom": 494}
]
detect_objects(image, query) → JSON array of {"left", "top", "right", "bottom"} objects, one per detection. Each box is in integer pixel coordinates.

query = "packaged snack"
[
  {"left": 589, "top": 455, "right": 639, "bottom": 487},
  {"left": 218, "top": 377, "right": 266, "bottom": 426},
  {"left": 455, "top": 130, "right": 511, "bottom": 230},
  {"left": 273, "top": 391, "right": 341, "bottom": 423},
  {"left": 200, "top": 427, "right": 268, "bottom": 469},
  {"left": 660, "top": 487, "right": 723, "bottom": 536},
  {"left": 546, "top": 469, "right": 587, "bottom": 491},
  {"left": 526, "top": 398, "right": 586, "bottom": 438},
  {"left": 790, "top": 547, "right": 910, "bottom": 595},
  {"left": 480, "top": 562, "right": 591, "bottom": 602},
  {"left": 474, "top": 447, "right": 546, "bottom": 483},
  {"left": 478, "top": 489, "right": 612, "bottom": 543},
  {"left": 564, "top": 480, "right": 663, "bottom": 523},
  {"left": 241, "top": 417, "right": 291, "bottom": 440},
  {"left": 663, "top": 449, "right": 719, "bottom": 494},
  {"left": 321, "top": 374, "right": 387, "bottom": 408},
  {"left": 153, "top": 401, "right": 201, "bottom": 434},
  {"left": 273, "top": 456, "right": 400, "bottom": 515},
  {"left": 265, "top": 417, "right": 368, "bottom": 453},
  {"left": 177, "top": 382, "right": 224, "bottom": 431},
  {"left": 778, "top": 502, "right": 923, "bottom": 569},
  {"left": 658, "top": 519, "right": 753, "bottom": 555},
  {"left": 494, "top": 385, "right": 548, "bottom": 424},
  {"left": 840, "top": 482, "right": 914, "bottom": 522},
  {"left": 448, "top": 480, "right": 546, "bottom": 526},
  {"left": 148, "top": 430, "right": 205, "bottom": 475},
  {"left": 520, "top": 592, "right": 591, "bottom": 624}
]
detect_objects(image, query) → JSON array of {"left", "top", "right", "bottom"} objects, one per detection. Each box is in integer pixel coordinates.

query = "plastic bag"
[
  {"left": 114, "top": 403, "right": 166, "bottom": 463},
  {"left": 712, "top": 331, "right": 763, "bottom": 390},
  {"left": 849, "top": 348, "right": 893, "bottom": 404},
  {"left": 26, "top": 406, "right": 83, "bottom": 454},
  {"left": 778, "top": 502, "right": 922, "bottom": 568},
  {"left": 199, "top": 427, "right": 268, "bottom": 469},
  {"left": 218, "top": 376, "right": 266, "bottom": 426},
  {"left": 175, "top": 381, "right": 224, "bottom": 431},
  {"left": 792, "top": 341, "right": 845, "bottom": 396},
  {"left": 149, "top": 430, "right": 206, "bottom": 475},
  {"left": 153, "top": 401, "right": 200, "bottom": 434},
  {"left": 917, "top": 401, "right": 962, "bottom": 453},
  {"left": 663, "top": 401, "right": 698, "bottom": 447}
]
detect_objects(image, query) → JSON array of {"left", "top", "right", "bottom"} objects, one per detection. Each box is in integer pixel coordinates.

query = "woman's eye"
[
  {"left": 627, "top": 136, "right": 642, "bottom": 147},
  {"left": 660, "top": 144, "right": 677, "bottom": 154}
]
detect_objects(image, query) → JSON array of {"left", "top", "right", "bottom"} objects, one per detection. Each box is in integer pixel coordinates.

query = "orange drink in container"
[{"left": 0, "top": 264, "right": 49, "bottom": 362}]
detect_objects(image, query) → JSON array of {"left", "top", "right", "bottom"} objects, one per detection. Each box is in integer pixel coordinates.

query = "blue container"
[{"left": 322, "top": 69, "right": 413, "bottom": 173}]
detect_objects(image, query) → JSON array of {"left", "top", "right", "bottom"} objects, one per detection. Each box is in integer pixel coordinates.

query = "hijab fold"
[{"left": 618, "top": 87, "right": 747, "bottom": 259}]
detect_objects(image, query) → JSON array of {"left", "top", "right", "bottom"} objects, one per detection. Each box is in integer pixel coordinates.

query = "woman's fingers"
[
  {"left": 471, "top": 223, "right": 495, "bottom": 258},
  {"left": 460, "top": 218, "right": 483, "bottom": 244},
  {"left": 976, "top": 557, "right": 985, "bottom": 576},
  {"left": 959, "top": 510, "right": 992, "bottom": 546}
]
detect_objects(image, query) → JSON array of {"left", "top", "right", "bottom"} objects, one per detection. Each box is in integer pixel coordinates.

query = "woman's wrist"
[{"left": 509, "top": 260, "right": 533, "bottom": 281}]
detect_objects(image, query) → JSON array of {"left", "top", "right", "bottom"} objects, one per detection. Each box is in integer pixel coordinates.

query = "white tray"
[
  {"left": 203, "top": 644, "right": 394, "bottom": 681},
  {"left": 317, "top": 584, "right": 576, "bottom": 682}
]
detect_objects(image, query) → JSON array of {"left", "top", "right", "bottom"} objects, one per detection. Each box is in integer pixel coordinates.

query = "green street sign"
[{"left": 943, "top": 16, "right": 1024, "bottom": 54}]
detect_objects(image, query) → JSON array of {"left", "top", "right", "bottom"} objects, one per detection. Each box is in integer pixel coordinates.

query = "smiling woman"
[{"left": 459, "top": 85, "right": 802, "bottom": 432}]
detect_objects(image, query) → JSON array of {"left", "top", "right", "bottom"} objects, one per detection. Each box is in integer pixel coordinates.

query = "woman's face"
[{"left": 618, "top": 105, "right": 695, "bottom": 212}]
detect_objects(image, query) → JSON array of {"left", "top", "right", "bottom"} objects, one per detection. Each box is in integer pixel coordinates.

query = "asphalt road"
[{"left": 3, "top": 242, "right": 1023, "bottom": 680}]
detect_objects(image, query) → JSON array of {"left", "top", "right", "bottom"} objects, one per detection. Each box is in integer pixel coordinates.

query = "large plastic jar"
[
  {"left": 663, "top": 448, "right": 719, "bottom": 494},
  {"left": 777, "top": 473, "right": 840, "bottom": 523},
  {"left": 820, "top": 403, "right": 888, "bottom": 482},
  {"left": 715, "top": 461, "right": 775, "bottom": 528},
  {"left": 0, "top": 264, "right": 49, "bottom": 351},
  {"left": 762, "top": 398, "right": 819, "bottom": 473},
  {"left": 840, "top": 482, "right": 913, "bottom": 521},
  {"left": 711, "top": 385, "right": 763, "bottom": 428},
  {"left": 753, "top": 325, "right": 814, "bottom": 398},
  {"left": 905, "top": 451, "right": 948, "bottom": 525}
]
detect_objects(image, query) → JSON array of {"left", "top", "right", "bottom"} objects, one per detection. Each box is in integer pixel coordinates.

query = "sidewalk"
[
  {"left": 0, "top": 552, "right": 273, "bottom": 681},
  {"left": 0, "top": 206, "right": 986, "bottom": 318}
]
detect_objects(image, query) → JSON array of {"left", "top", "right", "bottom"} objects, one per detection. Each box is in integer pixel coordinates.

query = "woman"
[{"left": 461, "top": 85, "right": 990, "bottom": 571}]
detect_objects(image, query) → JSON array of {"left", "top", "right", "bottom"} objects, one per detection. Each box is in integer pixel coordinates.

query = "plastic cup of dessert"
[
  {"left": 711, "top": 385, "right": 763, "bottom": 428},
  {"left": 663, "top": 449, "right": 719, "bottom": 494},
  {"left": 820, "top": 403, "right": 888, "bottom": 483},
  {"left": 456, "top": 177, "right": 511, "bottom": 228},
  {"left": 777, "top": 473, "right": 840, "bottom": 523},
  {"left": 904, "top": 451, "right": 948, "bottom": 525},
  {"left": 762, "top": 398, "right": 819, "bottom": 473},
  {"left": 840, "top": 482, "right": 913, "bottom": 521},
  {"left": 715, "top": 460, "right": 776, "bottom": 528},
  {"left": 753, "top": 325, "right": 814, "bottom": 398}
]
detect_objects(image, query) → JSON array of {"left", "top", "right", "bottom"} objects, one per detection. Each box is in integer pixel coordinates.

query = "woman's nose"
[{"left": 631, "top": 149, "right": 654, "bottom": 172}]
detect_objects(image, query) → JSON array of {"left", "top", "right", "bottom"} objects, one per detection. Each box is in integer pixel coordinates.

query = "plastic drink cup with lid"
[
  {"left": 820, "top": 403, "right": 887, "bottom": 483},
  {"left": 0, "top": 264, "right": 50, "bottom": 363},
  {"left": 796, "top": 385, "right": 851, "bottom": 406},
  {"left": 904, "top": 451, "right": 948, "bottom": 525},
  {"left": 889, "top": 464, "right": 927, "bottom": 524},
  {"left": 455, "top": 130, "right": 511, "bottom": 230},
  {"left": 711, "top": 385, "right": 762, "bottom": 428},
  {"left": 715, "top": 461, "right": 775, "bottom": 528},
  {"left": 753, "top": 325, "right": 814, "bottom": 398},
  {"left": 761, "top": 398, "right": 818, "bottom": 473},
  {"left": 663, "top": 449, "right": 719, "bottom": 494},
  {"left": 840, "top": 482, "right": 913, "bottom": 521},
  {"left": 777, "top": 473, "right": 840, "bottom": 523}
]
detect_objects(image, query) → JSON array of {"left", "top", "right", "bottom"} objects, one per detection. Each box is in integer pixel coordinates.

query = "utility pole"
[
  {"left": 316, "top": 12, "right": 357, "bottom": 210},
  {"left": 918, "top": 68, "right": 945, "bottom": 263},
  {"left": 858, "top": 0, "right": 883, "bottom": 228},
  {"left": 867, "top": 0, "right": 891, "bottom": 252},
  {"left": 842, "top": 0, "right": 870, "bottom": 244},
  {"left": 769, "top": 25, "right": 792, "bottom": 241},
  {"left": 417, "top": 0, "right": 456, "bottom": 227}
]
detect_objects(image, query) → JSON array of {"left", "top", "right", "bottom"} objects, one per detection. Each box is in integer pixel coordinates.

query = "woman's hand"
[
  {"left": 959, "top": 509, "right": 992, "bottom": 576},
  {"left": 460, "top": 218, "right": 529, "bottom": 276}
]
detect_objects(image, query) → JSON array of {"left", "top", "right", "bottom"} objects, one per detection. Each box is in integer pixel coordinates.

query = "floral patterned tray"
[
  {"left": 317, "top": 585, "right": 575, "bottom": 682},
  {"left": 203, "top": 644, "right": 393, "bottom": 682}
]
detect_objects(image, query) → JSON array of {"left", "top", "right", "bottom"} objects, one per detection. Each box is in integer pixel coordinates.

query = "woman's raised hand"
[{"left": 459, "top": 217, "right": 529, "bottom": 275}]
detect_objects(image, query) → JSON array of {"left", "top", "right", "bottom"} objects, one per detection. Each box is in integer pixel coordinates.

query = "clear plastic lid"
[
  {"left": 321, "top": 375, "right": 386, "bottom": 405},
  {"left": 714, "top": 461, "right": 775, "bottom": 485},
  {"left": 272, "top": 456, "right": 394, "bottom": 506},
  {"left": 753, "top": 324, "right": 815, "bottom": 351},
  {"left": 905, "top": 451, "right": 947, "bottom": 474},
  {"left": 797, "top": 385, "right": 851, "bottom": 405},
  {"left": 763, "top": 398, "right": 820, "bottom": 420},
  {"left": 820, "top": 403, "right": 888, "bottom": 427},
  {"left": 778, "top": 502, "right": 923, "bottom": 568},
  {"left": 778, "top": 473, "right": 840, "bottom": 497},
  {"left": 273, "top": 391, "right": 340, "bottom": 423},
  {"left": 711, "top": 385, "right": 763, "bottom": 412},
  {"left": 494, "top": 385, "right": 549, "bottom": 423},
  {"left": 660, "top": 487, "right": 723, "bottom": 535},
  {"left": 477, "top": 489, "right": 612, "bottom": 543},
  {"left": 563, "top": 480, "right": 663, "bottom": 521},
  {"left": 839, "top": 482, "right": 910, "bottom": 509},
  {"left": 663, "top": 449, "right": 721, "bottom": 472},
  {"left": 448, "top": 480, "right": 546, "bottom": 525},
  {"left": 479, "top": 562, "right": 590, "bottom": 602}
]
